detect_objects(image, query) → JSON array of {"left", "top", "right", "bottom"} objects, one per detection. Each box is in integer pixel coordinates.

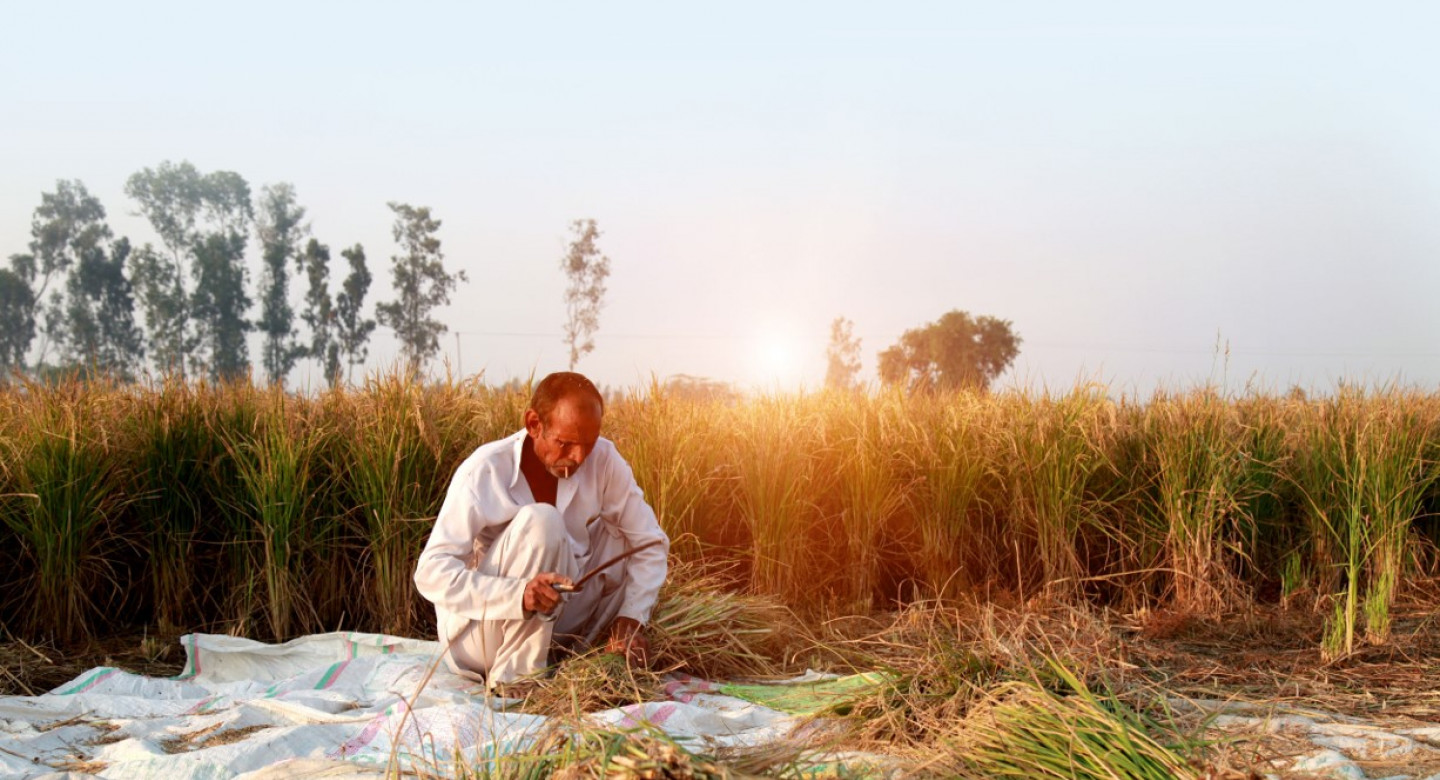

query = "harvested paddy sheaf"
[
  {"left": 512, "top": 725, "right": 736, "bottom": 779},
  {"left": 525, "top": 650, "right": 667, "bottom": 719},
  {"left": 648, "top": 559, "right": 799, "bottom": 680}
]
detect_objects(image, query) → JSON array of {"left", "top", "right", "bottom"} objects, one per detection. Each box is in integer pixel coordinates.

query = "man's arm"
[
  {"left": 413, "top": 459, "right": 533, "bottom": 621},
  {"left": 598, "top": 444, "right": 671, "bottom": 625}
]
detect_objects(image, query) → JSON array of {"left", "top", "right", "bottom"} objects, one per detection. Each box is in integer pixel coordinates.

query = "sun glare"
[{"left": 752, "top": 330, "right": 802, "bottom": 387}]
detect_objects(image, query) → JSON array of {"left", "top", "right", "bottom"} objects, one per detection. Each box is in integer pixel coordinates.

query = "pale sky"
[{"left": 5, "top": 2, "right": 1439, "bottom": 394}]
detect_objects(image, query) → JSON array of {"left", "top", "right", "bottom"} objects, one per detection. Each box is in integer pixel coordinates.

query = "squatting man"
[{"left": 413, "top": 372, "right": 670, "bottom": 692}]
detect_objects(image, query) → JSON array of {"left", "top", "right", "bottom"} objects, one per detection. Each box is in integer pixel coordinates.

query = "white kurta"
[{"left": 412, "top": 430, "right": 670, "bottom": 681}]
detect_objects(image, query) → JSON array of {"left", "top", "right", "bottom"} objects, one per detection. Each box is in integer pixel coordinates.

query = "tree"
[
  {"left": 560, "top": 219, "right": 611, "bottom": 370},
  {"left": 300, "top": 238, "right": 341, "bottom": 386},
  {"left": 255, "top": 183, "right": 308, "bottom": 385},
  {"left": 190, "top": 232, "right": 252, "bottom": 382},
  {"left": 0, "top": 265, "right": 35, "bottom": 375},
  {"left": 335, "top": 244, "right": 375, "bottom": 384},
  {"left": 61, "top": 236, "right": 144, "bottom": 379},
  {"left": 10, "top": 180, "right": 114, "bottom": 369},
  {"left": 877, "top": 309, "right": 1020, "bottom": 392},
  {"left": 125, "top": 161, "right": 254, "bottom": 378},
  {"left": 824, "top": 316, "right": 862, "bottom": 390},
  {"left": 376, "top": 203, "right": 465, "bottom": 374},
  {"left": 125, "top": 162, "right": 207, "bottom": 375},
  {"left": 128, "top": 243, "right": 187, "bottom": 376}
]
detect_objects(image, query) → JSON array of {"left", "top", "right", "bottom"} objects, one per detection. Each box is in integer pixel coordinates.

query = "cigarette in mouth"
[{"left": 562, "top": 466, "right": 570, "bottom": 479}]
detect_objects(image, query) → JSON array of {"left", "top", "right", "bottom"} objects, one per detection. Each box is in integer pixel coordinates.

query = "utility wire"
[{"left": 451, "top": 330, "right": 1440, "bottom": 359}]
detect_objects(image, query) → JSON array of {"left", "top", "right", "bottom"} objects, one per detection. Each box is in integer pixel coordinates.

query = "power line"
[
  {"left": 451, "top": 329, "right": 1440, "bottom": 359},
  {"left": 452, "top": 330, "right": 758, "bottom": 341}
]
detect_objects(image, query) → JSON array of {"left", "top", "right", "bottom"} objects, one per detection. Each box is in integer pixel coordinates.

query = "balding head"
[{"left": 528, "top": 371, "right": 604, "bottom": 424}]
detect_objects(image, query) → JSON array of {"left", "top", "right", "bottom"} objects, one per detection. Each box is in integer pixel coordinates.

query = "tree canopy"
[
  {"left": 560, "top": 219, "right": 611, "bottom": 370},
  {"left": 335, "top": 244, "right": 376, "bottom": 383},
  {"left": 125, "top": 161, "right": 254, "bottom": 379},
  {"left": 877, "top": 309, "right": 1020, "bottom": 392},
  {"left": 376, "top": 203, "right": 465, "bottom": 374},
  {"left": 825, "top": 316, "right": 862, "bottom": 390},
  {"left": 255, "top": 183, "right": 308, "bottom": 385}
]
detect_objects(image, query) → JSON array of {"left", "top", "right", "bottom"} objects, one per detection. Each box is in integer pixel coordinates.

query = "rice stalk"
[
  {"left": 1144, "top": 391, "right": 1253, "bottom": 614},
  {"left": 509, "top": 725, "right": 732, "bottom": 779},
  {"left": 0, "top": 382, "right": 125, "bottom": 643},
  {"left": 608, "top": 381, "right": 720, "bottom": 561},
  {"left": 1290, "top": 389, "right": 1439, "bottom": 657},
  {"left": 208, "top": 380, "right": 265, "bottom": 635},
  {"left": 342, "top": 370, "right": 449, "bottom": 635},
  {"left": 648, "top": 560, "right": 794, "bottom": 680},
  {"left": 726, "top": 395, "right": 830, "bottom": 601},
  {"left": 124, "top": 380, "right": 219, "bottom": 632},
  {"left": 825, "top": 390, "right": 913, "bottom": 610},
  {"left": 525, "top": 650, "right": 665, "bottom": 718},
  {"left": 999, "top": 388, "right": 1115, "bottom": 600},
  {"left": 901, "top": 392, "right": 993, "bottom": 598},
  {"left": 1356, "top": 394, "right": 1437, "bottom": 644},
  {"left": 224, "top": 388, "right": 325, "bottom": 640},
  {"left": 947, "top": 660, "right": 1199, "bottom": 780},
  {"left": 816, "top": 598, "right": 1126, "bottom": 763}
]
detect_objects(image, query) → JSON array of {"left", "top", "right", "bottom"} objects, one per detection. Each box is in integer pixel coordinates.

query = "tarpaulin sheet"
[{"left": 0, "top": 632, "right": 859, "bottom": 779}]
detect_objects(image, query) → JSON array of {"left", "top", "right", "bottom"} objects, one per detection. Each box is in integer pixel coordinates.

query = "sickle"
[{"left": 552, "top": 538, "right": 664, "bottom": 593}]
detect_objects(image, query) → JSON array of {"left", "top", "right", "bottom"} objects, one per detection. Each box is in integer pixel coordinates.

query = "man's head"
[{"left": 525, "top": 372, "right": 604, "bottom": 479}]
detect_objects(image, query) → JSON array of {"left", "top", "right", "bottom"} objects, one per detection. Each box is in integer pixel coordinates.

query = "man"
[{"left": 413, "top": 372, "right": 670, "bottom": 691}]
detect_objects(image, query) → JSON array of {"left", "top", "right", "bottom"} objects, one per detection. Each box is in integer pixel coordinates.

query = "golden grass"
[{"left": 2, "top": 373, "right": 1439, "bottom": 666}]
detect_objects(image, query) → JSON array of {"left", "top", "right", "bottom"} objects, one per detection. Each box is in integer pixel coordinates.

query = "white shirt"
[{"left": 413, "top": 429, "right": 670, "bottom": 626}]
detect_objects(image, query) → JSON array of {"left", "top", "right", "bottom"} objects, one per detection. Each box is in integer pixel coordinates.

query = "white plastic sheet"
[{"left": 0, "top": 632, "right": 807, "bottom": 779}]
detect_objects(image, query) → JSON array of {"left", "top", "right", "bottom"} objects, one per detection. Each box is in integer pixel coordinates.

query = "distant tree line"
[
  {"left": 6, "top": 166, "right": 1019, "bottom": 393},
  {"left": 0, "top": 162, "right": 472, "bottom": 386},
  {"left": 826, "top": 310, "right": 1021, "bottom": 392}
]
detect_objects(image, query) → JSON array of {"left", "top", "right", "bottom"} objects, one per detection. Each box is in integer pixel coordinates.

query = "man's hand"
[
  {"left": 522, "top": 572, "right": 573, "bottom": 615},
  {"left": 606, "top": 616, "right": 650, "bottom": 667}
]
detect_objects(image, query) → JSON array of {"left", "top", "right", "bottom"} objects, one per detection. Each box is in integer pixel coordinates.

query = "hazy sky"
[{"left": 5, "top": 2, "right": 1438, "bottom": 394}]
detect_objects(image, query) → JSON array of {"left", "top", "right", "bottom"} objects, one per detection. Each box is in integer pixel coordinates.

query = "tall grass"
[
  {"left": 339, "top": 373, "right": 452, "bottom": 636},
  {"left": 999, "top": 390, "right": 1115, "bottom": 601},
  {"left": 226, "top": 389, "right": 326, "bottom": 640},
  {"left": 124, "top": 381, "right": 223, "bottom": 632},
  {"left": 726, "top": 395, "right": 831, "bottom": 601},
  {"left": 823, "top": 390, "right": 914, "bottom": 609},
  {"left": 1, "top": 375, "right": 1438, "bottom": 661},
  {"left": 0, "top": 382, "right": 125, "bottom": 643},
  {"left": 904, "top": 393, "right": 996, "bottom": 598},
  {"left": 1290, "top": 389, "right": 1439, "bottom": 658},
  {"left": 1144, "top": 391, "right": 1254, "bottom": 612},
  {"left": 607, "top": 382, "right": 720, "bottom": 559}
]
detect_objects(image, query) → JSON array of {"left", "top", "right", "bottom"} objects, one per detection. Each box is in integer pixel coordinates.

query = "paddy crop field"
[{"left": 3, "top": 375, "right": 1440, "bottom": 777}]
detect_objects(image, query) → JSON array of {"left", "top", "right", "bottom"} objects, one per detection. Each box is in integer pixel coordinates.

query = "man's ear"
[{"left": 523, "top": 409, "right": 542, "bottom": 436}]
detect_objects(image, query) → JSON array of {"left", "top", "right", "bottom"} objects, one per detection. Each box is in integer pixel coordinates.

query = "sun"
[{"left": 751, "top": 330, "right": 803, "bottom": 387}]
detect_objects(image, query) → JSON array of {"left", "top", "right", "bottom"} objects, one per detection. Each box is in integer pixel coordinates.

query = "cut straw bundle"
[
  {"left": 947, "top": 662, "right": 1198, "bottom": 780},
  {"left": 538, "top": 726, "right": 730, "bottom": 780},
  {"left": 526, "top": 650, "right": 665, "bottom": 719},
  {"left": 647, "top": 561, "right": 794, "bottom": 680}
]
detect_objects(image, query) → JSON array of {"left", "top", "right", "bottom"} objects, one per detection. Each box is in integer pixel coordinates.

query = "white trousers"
[{"left": 439, "top": 504, "right": 632, "bottom": 685}]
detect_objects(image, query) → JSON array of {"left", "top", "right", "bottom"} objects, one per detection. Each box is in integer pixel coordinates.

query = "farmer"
[{"left": 413, "top": 371, "right": 670, "bottom": 692}]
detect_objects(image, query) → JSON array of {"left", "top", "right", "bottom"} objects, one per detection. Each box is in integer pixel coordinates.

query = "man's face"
[{"left": 525, "top": 396, "right": 602, "bottom": 479}]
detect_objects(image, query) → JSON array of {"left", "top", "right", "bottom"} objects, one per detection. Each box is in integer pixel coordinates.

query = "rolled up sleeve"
[{"left": 413, "top": 455, "right": 529, "bottom": 622}]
